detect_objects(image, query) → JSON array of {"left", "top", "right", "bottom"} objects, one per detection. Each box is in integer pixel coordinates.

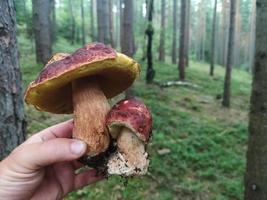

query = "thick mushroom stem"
[
  {"left": 72, "top": 78, "right": 110, "bottom": 157},
  {"left": 107, "top": 127, "right": 149, "bottom": 176}
]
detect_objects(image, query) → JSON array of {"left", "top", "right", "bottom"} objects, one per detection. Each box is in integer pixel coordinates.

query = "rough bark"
[
  {"left": 222, "top": 0, "right": 236, "bottom": 107},
  {"left": 184, "top": 0, "right": 190, "bottom": 67},
  {"left": 172, "top": 0, "right": 178, "bottom": 64},
  {"left": 81, "top": 0, "right": 86, "bottom": 45},
  {"left": 248, "top": 0, "right": 256, "bottom": 72},
  {"left": 97, "top": 0, "right": 110, "bottom": 44},
  {"left": 68, "top": 0, "right": 75, "bottom": 45},
  {"left": 178, "top": 0, "right": 186, "bottom": 81},
  {"left": 0, "top": 0, "right": 26, "bottom": 160},
  {"left": 146, "top": 0, "right": 155, "bottom": 84},
  {"left": 234, "top": 0, "right": 241, "bottom": 67},
  {"left": 90, "top": 0, "right": 96, "bottom": 41},
  {"left": 210, "top": 0, "right": 217, "bottom": 76},
  {"left": 245, "top": 1, "right": 267, "bottom": 199},
  {"left": 50, "top": 0, "right": 56, "bottom": 43},
  {"left": 158, "top": 0, "right": 166, "bottom": 61},
  {"left": 32, "top": 0, "right": 52, "bottom": 64},
  {"left": 121, "top": 0, "right": 134, "bottom": 57},
  {"left": 109, "top": 0, "right": 115, "bottom": 47}
]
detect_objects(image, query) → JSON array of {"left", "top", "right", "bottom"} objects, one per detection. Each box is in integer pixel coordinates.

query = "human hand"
[{"left": 0, "top": 120, "right": 103, "bottom": 200}]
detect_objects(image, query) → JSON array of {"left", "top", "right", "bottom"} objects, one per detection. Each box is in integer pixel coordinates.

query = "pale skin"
[{"left": 0, "top": 120, "right": 103, "bottom": 200}]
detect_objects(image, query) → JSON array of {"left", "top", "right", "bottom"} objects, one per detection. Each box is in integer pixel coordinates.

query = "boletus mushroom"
[
  {"left": 106, "top": 98, "right": 152, "bottom": 176},
  {"left": 24, "top": 43, "right": 140, "bottom": 160}
]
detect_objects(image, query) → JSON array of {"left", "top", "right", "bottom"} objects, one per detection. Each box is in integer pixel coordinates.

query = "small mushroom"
[
  {"left": 106, "top": 98, "right": 152, "bottom": 176},
  {"left": 24, "top": 43, "right": 140, "bottom": 159}
]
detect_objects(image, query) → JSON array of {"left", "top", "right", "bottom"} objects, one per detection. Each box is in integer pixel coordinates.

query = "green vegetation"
[{"left": 19, "top": 35, "right": 250, "bottom": 200}]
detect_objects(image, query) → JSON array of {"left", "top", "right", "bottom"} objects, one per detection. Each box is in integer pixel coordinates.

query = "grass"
[{"left": 18, "top": 35, "right": 251, "bottom": 200}]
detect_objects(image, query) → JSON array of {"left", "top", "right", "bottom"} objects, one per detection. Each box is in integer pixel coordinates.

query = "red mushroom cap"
[{"left": 106, "top": 98, "right": 152, "bottom": 142}]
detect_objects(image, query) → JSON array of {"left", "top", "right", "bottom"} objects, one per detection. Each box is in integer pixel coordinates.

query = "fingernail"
[{"left": 70, "top": 140, "right": 86, "bottom": 155}]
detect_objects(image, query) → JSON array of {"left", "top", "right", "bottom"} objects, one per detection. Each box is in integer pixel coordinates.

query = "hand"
[{"left": 0, "top": 120, "right": 103, "bottom": 200}]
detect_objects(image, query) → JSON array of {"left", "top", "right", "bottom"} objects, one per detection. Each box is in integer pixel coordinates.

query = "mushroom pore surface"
[{"left": 72, "top": 78, "right": 110, "bottom": 157}]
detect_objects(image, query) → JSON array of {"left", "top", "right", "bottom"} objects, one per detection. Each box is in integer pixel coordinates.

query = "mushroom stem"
[
  {"left": 72, "top": 78, "right": 110, "bottom": 157},
  {"left": 107, "top": 127, "right": 149, "bottom": 176}
]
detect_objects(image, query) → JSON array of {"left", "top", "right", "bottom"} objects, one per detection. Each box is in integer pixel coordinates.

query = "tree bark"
[
  {"left": 210, "top": 0, "right": 217, "bottom": 76},
  {"left": 121, "top": 0, "right": 134, "bottom": 57},
  {"left": 68, "top": 0, "right": 75, "bottom": 45},
  {"left": 184, "top": 0, "right": 190, "bottom": 67},
  {"left": 90, "top": 0, "right": 96, "bottom": 41},
  {"left": 32, "top": 0, "right": 52, "bottom": 64},
  {"left": 109, "top": 0, "right": 115, "bottom": 47},
  {"left": 0, "top": 0, "right": 26, "bottom": 160},
  {"left": 97, "top": 0, "right": 110, "bottom": 44},
  {"left": 81, "top": 0, "right": 86, "bottom": 45},
  {"left": 248, "top": 0, "right": 256, "bottom": 72},
  {"left": 158, "top": 0, "right": 166, "bottom": 62},
  {"left": 222, "top": 0, "right": 236, "bottom": 107},
  {"left": 178, "top": 0, "right": 186, "bottom": 81},
  {"left": 172, "top": 0, "right": 178, "bottom": 64},
  {"left": 146, "top": 0, "right": 155, "bottom": 84},
  {"left": 245, "top": 1, "right": 267, "bottom": 199},
  {"left": 50, "top": 0, "right": 56, "bottom": 43}
]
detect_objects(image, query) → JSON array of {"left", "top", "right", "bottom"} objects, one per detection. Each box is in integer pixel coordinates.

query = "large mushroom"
[
  {"left": 106, "top": 98, "right": 152, "bottom": 176},
  {"left": 24, "top": 43, "right": 140, "bottom": 160}
]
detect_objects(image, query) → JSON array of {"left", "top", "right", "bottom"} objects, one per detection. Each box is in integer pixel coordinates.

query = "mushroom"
[
  {"left": 106, "top": 98, "right": 152, "bottom": 176},
  {"left": 24, "top": 43, "right": 140, "bottom": 160}
]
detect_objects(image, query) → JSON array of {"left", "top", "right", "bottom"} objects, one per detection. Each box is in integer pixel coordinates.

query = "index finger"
[{"left": 25, "top": 119, "right": 74, "bottom": 144}]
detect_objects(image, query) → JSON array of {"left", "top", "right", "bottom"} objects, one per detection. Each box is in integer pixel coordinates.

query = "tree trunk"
[
  {"left": 0, "top": 0, "right": 26, "bottom": 160},
  {"left": 32, "top": 0, "right": 52, "bottom": 64},
  {"left": 97, "top": 0, "right": 110, "bottom": 44},
  {"left": 234, "top": 0, "right": 241, "bottom": 67},
  {"left": 68, "top": 0, "right": 75, "bottom": 45},
  {"left": 172, "top": 0, "right": 178, "bottom": 64},
  {"left": 121, "top": 0, "right": 135, "bottom": 97},
  {"left": 50, "top": 0, "right": 56, "bottom": 43},
  {"left": 81, "top": 0, "right": 86, "bottom": 45},
  {"left": 90, "top": 0, "right": 96, "bottom": 41},
  {"left": 248, "top": 0, "right": 256, "bottom": 72},
  {"left": 109, "top": 0, "right": 115, "bottom": 47},
  {"left": 158, "top": 0, "right": 166, "bottom": 62},
  {"left": 222, "top": 0, "right": 236, "bottom": 107},
  {"left": 245, "top": 1, "right": 267, "bottom": 198},
  {"left": 146, "top": 0, "right": 155, "bottom": 84},
  {"left": 121, "top": 0, "right": 134, "bottom": 57},
  {"left": 115, "top": 0, "right": 120, "bottom": 48},
  {"left": 184, "top": 0, "right": 190, "bottom": 67},
  {"left": 178, "top": 0, "right": 186, "bottom": 81},
  {"left": 210, "top": 0, "right": 217, "bottom": 76}
]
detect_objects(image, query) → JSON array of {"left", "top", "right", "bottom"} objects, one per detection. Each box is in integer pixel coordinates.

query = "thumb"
[{"left": 11, "top": 138, "right": 87, "bottom": 170}]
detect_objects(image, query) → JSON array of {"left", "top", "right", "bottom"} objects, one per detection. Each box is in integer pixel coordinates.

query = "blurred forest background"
[{"left": 1, "top": 0, "right": 266, "bottom": 199}]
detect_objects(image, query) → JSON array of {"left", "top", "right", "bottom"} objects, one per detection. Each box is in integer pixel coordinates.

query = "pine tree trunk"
[
  {"left": 97, "top": 0, "right": 110, "bottom": 44},
  {"left": 172, "top": 0, "right": 178, "bottom": 64},
  {"left": 109, "top": 0, "right": 115, "bottom": 47},
  {"left": 178, "top": 0, "right": 186, "bottom": 81},
  {"left": 81, "top": 0, "right": 86, "bottom": 45},
  {"left": 158, "top": 0, "right": 166, "bottom": 61},
  {"left": 115, "top": 0, "right": 120, "bottom": 48},
  {"left": 184, "top": 0, "right": 190, "bottom": 67},
  {"left": 234, "top": 0, "right": 241, "bottom": 68},
  {"left": 68, "top": 0, "right": 75, "bottom": 45},
  {"left": 32, "top": 0, "right": 52, "bottom": 64},
  {"left": 90, "top": 0, "right": 96, "bottom": 41},
  {"left": 50, "top": 0, "right": 56, "bottom": 43},
  {"left": 146, "top": 0, "right": 155, "bottom": 84},
  {"left": 121, "top": 0, "right": 134, "bottom": 57},
  {"left": 210, "top": 0, "right": 217, "bottom": 76},
  {"left": 222, "top": 0, "right": 236, "bottom": 107},
  {"left": 245, "top": 1, "right": 267, "bottom": 198},
  {"left": 0, "top": 0, "right": 26, "bottom": 160},
  {"left": 248, "top": 0, "right": 256, "bottom": 72}
]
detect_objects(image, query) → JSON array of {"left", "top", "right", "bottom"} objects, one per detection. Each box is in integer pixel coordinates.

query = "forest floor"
[{"left": 19, "top": 35, "right": 251, "bottom": 200}]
